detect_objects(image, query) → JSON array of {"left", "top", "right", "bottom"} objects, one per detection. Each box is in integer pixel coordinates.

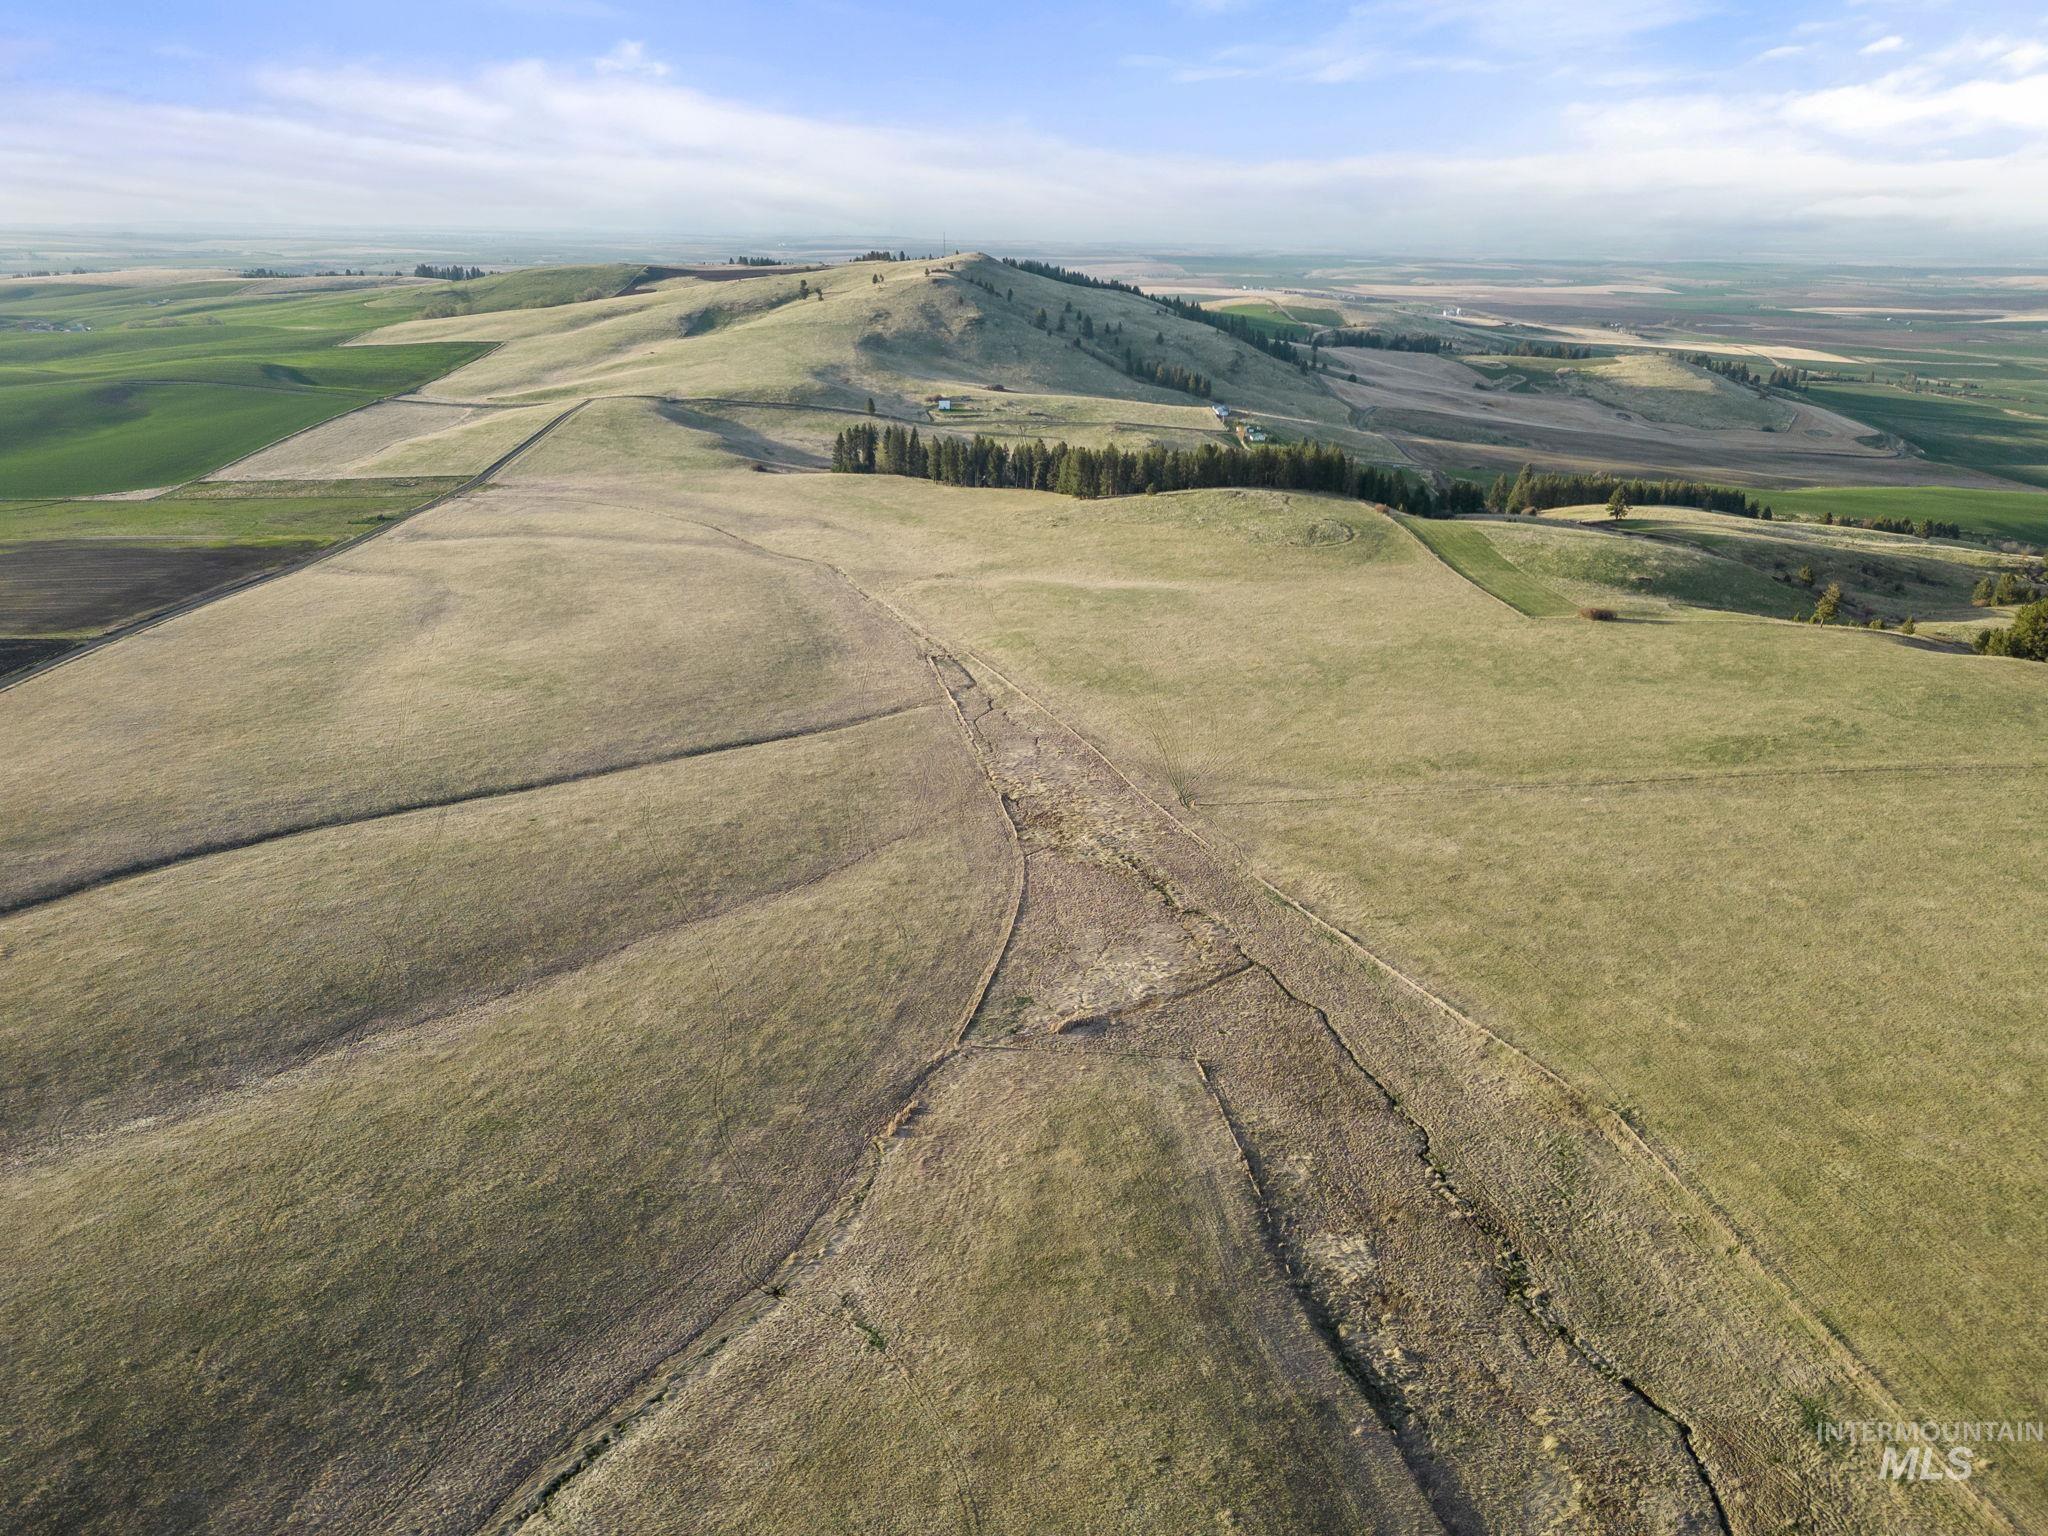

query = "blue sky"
[{"left": 4, "top": 0, "right": 2048, "bottom": 255}]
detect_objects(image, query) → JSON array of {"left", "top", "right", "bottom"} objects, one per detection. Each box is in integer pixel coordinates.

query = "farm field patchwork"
[
  {"left": 1803, "top": 381, "right": 2048, "bottom": 490},
  {"left": 0, "top": 479, "right": 464, "bottom": 675}
]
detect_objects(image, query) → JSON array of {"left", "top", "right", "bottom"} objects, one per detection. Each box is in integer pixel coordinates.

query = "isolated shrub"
[
  {"left": 1900, "top": 616, "right": 1918, "bottom": 635},
  {"left": 1578, "top": 606, "right": 1619, "bottom": 622},
  {"left": 1810, "top": 583, "right": 1843, "bottom": 624},
  {"left": 1796, "top": 564, "right": 1817, "bottom": 587}
]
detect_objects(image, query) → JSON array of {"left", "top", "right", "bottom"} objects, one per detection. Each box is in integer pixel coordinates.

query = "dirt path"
[{"left": 472, "top": 505, "right": 1748, "bottom": 1532}]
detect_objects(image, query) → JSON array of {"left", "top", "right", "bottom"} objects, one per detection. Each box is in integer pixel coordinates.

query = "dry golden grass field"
[{"left": 3, "top": 257, "right": 2042, "bottom": 1536}]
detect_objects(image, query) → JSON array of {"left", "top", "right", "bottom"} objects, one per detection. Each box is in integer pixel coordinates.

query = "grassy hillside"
[
  {"left": 415, "top": 263, "right": 646, "bottom": 318},
  {"left": 533, "top": 1051, "right": 1416, "bottom": 1533},
  {"left": 361, "top": 253, "right": 1396, "bottom": 457},
  {"left": 1542, "top": 503, "right": 2019, "bottom": 625},
  {"left": 7, "top": 259, "right": 2043, "bottom": 1535},
  {"left": 639, "top": 431, "right": 2045, "bottom": 1530},
  {"left": 0, "top": 466, "right": 1016, "bottom": 1534},
  {"left": 1473, "top": 351, "right": 1794, "bottom": 432},
  {"left": 1395, "top": 514, "right": 1576, "bottom": 615}
]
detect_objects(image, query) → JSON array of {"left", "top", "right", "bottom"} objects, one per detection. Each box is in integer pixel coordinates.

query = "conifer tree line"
[
  {"left": 1503, "top": 340, "right": 1595, "bottom": 360},
  {"left": 414, "top": 264, "right": 486, "bottom": 281},
  {"left": 1683, "top": 352, "right": 1810, "bottom": 391},
  {"left": 728, "top": 255, "right": 785, "bottom": 267},
  {"left": 1972, "top": 570, "right": 2043, "bottom": 606},
  {"left": 829, "top": 423, "right": 1482, "bottom": 514},
  {"left": 1485, "top": 465, "right": 1773, "bottom": 518},
  {"left": 998, "top": 257, "right": 1147, "bottom": 300},
  {"left": 1320, "top": 330, "right": 1448, "bottom": 353},
  {"left": 1814, "top": 508, "right": 1967, "bottom": 541},
  {"left": 1121, "top": 352, "right": 1212, "bottom": 397}
]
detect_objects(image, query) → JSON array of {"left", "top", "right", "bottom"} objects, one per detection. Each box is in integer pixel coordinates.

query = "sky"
[{"left": 4, "top": 0, "right": 2048, "bottom": 259}]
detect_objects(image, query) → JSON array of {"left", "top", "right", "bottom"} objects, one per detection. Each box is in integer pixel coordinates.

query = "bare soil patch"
[{"left": 0, "top": 539, "right": 305, "bottom": 635}]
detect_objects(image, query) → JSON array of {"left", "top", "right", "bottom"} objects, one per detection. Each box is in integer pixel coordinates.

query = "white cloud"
[
  {"left": 1861, "top": 34, "right": 1907, "bottom": 55},
  {"left": 593, "top": 40, "right": 668, "bottom": 78},
  {"left": 2, "top": 42, "right": 2046, "bottom": 258},
  {"left": 1135, "top": 0, "right": 1703, "bottom": 85},
  {"left": 1784, "top": 70, "right": 2048, "bottom": 137}
]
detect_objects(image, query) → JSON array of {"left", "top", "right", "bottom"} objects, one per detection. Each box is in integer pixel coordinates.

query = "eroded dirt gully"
[{"left": 928, "top": 654, "right": 1723, "bottom": 1535}]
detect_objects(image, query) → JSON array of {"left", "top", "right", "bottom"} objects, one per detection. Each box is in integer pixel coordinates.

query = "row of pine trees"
[
  {"left": 829, "top": 423, "right": 1482, "bottom": 514},
  {"left": 1486, "top": 465, "right": 1773, "bottom": 518}
]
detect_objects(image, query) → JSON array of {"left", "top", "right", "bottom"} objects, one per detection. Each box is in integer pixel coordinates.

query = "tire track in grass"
[{"left": 0, "top": 700, "right": 933, "bottom": 922}]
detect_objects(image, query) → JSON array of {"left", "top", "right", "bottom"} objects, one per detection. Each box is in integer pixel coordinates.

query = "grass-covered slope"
[
  {"left": 534, "top": 1051, "right": 1415, "bottom": 1534},
  {"left": 651, "top": 441, "right": 2048, "bottom": 1529},
  {"left": 414, "top": 263, "right": 648, "bottom": 318},
  {"left": 0, "top": 441, "right": 1016, "bottom": 1535},
  {"left": 1394, "top": 514, "right": 1577, "bottom": 615}
]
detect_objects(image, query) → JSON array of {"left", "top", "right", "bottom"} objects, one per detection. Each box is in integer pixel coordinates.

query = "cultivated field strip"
[{"left": 0, "top": 396, "right": 587, "bottom": 697}]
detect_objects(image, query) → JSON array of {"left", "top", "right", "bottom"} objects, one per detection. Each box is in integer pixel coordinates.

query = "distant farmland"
[{"left": 0, "top": 279, "right": 486, "bottom": 495}]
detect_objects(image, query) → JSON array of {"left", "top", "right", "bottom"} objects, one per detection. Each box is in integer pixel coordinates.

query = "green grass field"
[
  {"left": 1394, "top": 513, "right": 1577, "bottom": 615},
  {"left": 1774, "top": 484, "right": 2048, "bottom": 545},
  {"left": 0, "top": 280, "right": 486, "bottom": 494},
  {"left": 1804, "top": 380, "right": 2048, "bottom": 489},
  {"left": 1211, "top": 299, "right": 1315, "bottom": 338}
]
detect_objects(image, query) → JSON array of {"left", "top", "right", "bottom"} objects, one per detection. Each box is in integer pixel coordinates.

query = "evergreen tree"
[{"left": 1974, "top": 598, "right": 2048, "bottom": 659}]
